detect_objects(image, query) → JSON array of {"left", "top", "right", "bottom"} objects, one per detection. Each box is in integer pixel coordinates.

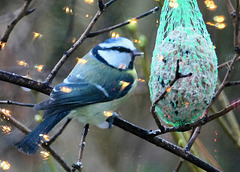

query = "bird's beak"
[{"left": 133, "top": 49, "right": 144, "bottom": 57}]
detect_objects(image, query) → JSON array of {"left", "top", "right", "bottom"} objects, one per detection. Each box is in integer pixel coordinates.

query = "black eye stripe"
[{"left": 104, "top": 46, "right": 132, "bottom": 53}]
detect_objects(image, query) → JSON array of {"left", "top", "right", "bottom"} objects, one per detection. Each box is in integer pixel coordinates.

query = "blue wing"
[
  {"left": 35, "top": 81, "right": 110, "bottom": 118},
  {"left": 34, "top": 75, "right": 134, "bottom": 119}
]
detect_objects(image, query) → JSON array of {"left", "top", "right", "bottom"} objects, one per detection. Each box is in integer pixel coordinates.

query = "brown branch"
[
  {"left": 0, "top": 100, "right": 34, "bottom": 107},
  {"left": 0, "top": 0, "right": 33, "bottom": 49},
  {"left": 0, "top": 110, "right": 71, "bottom": 172},
  {"left": 0, "top": 70, "right": 52, "bottom": 95},
  {"left": 87, "top": 6, "right": 160, "bottom": 37},
  {"left": 44, "top": 0, "right": 118, "bottom": 85}
]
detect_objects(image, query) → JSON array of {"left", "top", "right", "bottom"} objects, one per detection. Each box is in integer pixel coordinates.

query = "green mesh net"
[{"left": 149, "top": 0, "right": 218, "bottom": 126}]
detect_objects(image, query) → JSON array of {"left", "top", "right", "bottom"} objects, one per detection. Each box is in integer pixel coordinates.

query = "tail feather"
[{"left": 14, "top": 111, "right": 69, "bottom": 154}]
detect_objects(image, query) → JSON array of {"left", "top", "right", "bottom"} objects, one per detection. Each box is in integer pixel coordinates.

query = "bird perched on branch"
[{"left": 15, "top": 37, "right": 143, "bottom": 154}]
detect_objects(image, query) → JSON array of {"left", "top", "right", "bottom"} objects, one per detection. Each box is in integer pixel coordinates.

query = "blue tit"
[{"left": 15, "top": 37, "right": 143, "bottom": 155}]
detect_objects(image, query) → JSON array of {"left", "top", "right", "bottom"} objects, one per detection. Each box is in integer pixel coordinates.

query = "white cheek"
[{"left": 98, "top": 50, "right": 131, "bottom": 69}]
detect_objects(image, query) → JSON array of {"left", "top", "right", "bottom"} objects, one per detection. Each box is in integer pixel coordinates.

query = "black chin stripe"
[{"left": 92, "top": 45, "right": 109, "bottom": 66}]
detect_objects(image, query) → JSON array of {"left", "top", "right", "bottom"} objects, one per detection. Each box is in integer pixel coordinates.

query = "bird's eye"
[{"left": 110, "top": 46, "right": 132, "bottom": 54}]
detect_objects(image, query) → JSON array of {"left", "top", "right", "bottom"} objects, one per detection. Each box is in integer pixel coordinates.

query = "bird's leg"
[{"left": 107, "top": 112, "right": 119, "bottom": 128}]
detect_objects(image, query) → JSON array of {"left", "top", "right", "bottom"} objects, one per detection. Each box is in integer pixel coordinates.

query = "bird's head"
[{"left": 91, "top": 37, "right": 143, "bottom": 70}]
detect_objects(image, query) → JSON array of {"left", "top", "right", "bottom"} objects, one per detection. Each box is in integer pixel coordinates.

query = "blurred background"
[{"left": 0, "top": 0, "right": 239, "bottom": 171}]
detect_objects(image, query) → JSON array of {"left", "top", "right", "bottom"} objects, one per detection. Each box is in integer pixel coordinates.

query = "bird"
[{"left": 15, "top": 37, "right": 143, "bottom": 155}]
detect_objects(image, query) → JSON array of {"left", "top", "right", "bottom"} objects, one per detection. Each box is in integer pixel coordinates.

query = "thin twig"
[
  {"left": 0, "top": 109, "right": 31, "bottom": 134},
  {"left": 105, "top": 0, "right": 117, "bottom": 7},
  {"left": 185, "top": 127, "right": 201, "bottom": 151},
  {"left": 0, "top": 100, "right": 34, "bottom": 107},
  {"left": 225, "top": 80, "right": 240, "bottom": 87},
  {"left": 174, "top": 159, "right": 184, "bottom": 172},
  {"left": 72, "top": 124, "right": 89, "bottom": 172},
  {"left": 213, "top": 54, "right": 240, "bottom": 102},
  {"left": 47, "top": 118, "right": 72, "bottom": 145},
  {"left": 0, "top": 0, "right": 33, "bottom": 49},
  {"left": 0, "top": 110, "right": 71, "bottom": 172},
  {"left": 150, "top": 60, "right": 192, "bottom": 131},
  {"left": 88, "top": 7, "right": 159, "bottom": 37},
  {"left": 217, "top": 56, "right": 240, "bottom": 69},
  {"left": 44, "top": 0, "right": 118, "bottom": 85}
]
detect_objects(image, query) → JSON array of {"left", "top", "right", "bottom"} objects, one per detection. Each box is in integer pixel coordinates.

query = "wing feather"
[{"left": 34, "top": 81, "right": 109, "bottom": 111}]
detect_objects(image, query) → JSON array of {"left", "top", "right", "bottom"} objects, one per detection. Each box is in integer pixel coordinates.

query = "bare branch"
[
  {"left": 185, "top": 127, "right": 201, "bottom": 151},
  {"left": 105, "top": 0, "right": 117, "bottom": 7},
  {"left": 0, "top": 70, "right": 52, "bottom": 95},
  {"left": 217, "top": 56, "right": 240, "bottom": 69},
  {"left": 0, "top": 0, "right": 33, "bottom": 49},
  {"left": 225, "top": 80, "right": 240, "bottom": 87},
  {"left": 72, "top": 124, "right": 90, "bottom": 172},
  {"left": 0, "top": 100, "right": 34, "bottom": 107},
  {"left": 0, "top": 109, "right": 31, "bottom": 134},
  {"left": 87, "top": 7, "right": 160, "bottom": 37}
]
